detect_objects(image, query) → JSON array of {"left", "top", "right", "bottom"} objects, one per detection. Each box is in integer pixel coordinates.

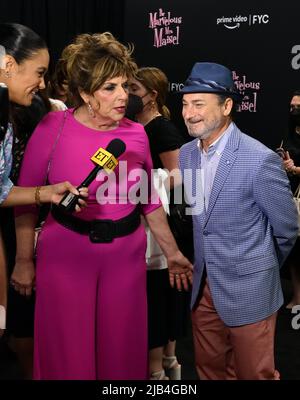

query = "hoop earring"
[{"left": 87, "top": 102, "right": 95, "bottom": 118}]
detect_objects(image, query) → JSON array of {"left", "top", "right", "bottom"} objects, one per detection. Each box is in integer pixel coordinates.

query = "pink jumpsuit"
[{"left": 16, "top": 110, "right": 160, "bottom": 379}]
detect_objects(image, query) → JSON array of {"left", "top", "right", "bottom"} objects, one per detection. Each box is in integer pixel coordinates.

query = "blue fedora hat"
[{"left": 180, "top": 62, "right": 242, "bottom": 100}]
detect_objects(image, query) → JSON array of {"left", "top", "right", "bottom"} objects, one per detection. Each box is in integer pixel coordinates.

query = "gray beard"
[{"left": 187, "top": 126, "right": 214, "bottom": 140}]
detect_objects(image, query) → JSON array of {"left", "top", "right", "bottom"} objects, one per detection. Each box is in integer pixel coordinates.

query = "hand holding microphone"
[{"left": 58, "top": 138, "right": 126, "bottom": 213}]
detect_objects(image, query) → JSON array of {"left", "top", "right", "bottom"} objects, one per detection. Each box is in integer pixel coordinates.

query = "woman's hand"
[
  {"left": 42, "top": 183, "right": 88, "bottom": 212},
  {"left": 10, "top": 259, "right": 35, "bottom": 297},
  {"left": 167, "top": 251, "right": 193, "bottom": 291}
]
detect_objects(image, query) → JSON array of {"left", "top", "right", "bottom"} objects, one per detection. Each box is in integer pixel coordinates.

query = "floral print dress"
[{"left": 0, "top": 124, "right": 13, "bottom": 204}]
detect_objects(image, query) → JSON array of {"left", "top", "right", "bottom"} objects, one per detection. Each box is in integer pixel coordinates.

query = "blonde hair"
[
  {"left": 61, "top": 32, "right": 137, "bottom": 106},
  {"left": 135, "top": 67, "right": 170, "bottom": 119}
]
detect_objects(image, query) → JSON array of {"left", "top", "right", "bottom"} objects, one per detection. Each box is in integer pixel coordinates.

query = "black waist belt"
[{"left": 51, "top": 205, "right": 141, "bottom": 243}]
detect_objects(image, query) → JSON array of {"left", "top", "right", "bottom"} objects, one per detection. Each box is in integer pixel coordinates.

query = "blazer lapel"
[{"left": 203, "top": 126, "right": 241, "bottom": 227}]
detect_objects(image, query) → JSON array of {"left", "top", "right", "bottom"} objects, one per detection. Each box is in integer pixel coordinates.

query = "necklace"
[{"left": 142, "top": 112, "right": 161, "bottom": 127}]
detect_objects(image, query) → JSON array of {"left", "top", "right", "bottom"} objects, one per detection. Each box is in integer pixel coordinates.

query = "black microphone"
[{"left": 58, "top": 138, "right": 126, "bottom": 213}]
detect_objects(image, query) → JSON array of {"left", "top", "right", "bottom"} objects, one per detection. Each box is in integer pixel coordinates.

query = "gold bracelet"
[{"left": 35, "top": 186, "right": 42, "bottom": 206}]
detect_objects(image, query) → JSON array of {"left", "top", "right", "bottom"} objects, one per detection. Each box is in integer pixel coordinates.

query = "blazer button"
[{"left": 203, "top": 230, "right": 209, "bottom": 236}]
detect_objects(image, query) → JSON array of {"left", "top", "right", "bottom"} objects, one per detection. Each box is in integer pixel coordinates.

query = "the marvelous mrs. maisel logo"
[
  {"left": 233, "top": 71, "right": 261, "bottom": 112},
  {"left": 149, "top": 8, "right": 182, "bottom": 48}
]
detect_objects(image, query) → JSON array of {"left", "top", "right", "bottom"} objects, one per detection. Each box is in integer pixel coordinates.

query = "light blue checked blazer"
[{"left": 179, "top": 124, "right": 298, "bottom": 326}]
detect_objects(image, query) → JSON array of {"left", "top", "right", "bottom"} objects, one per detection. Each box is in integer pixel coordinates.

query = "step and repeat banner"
[{"left": 124, "top": 0, "right": 300, "bottom": 149}]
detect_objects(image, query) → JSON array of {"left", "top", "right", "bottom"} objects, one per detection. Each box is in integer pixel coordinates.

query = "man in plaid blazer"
[{"left": 178, "top": 62, "right": 298, "bottom": 379}]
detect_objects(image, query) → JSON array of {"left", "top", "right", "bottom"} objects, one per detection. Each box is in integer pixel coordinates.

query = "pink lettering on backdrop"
[
  {"left": 148, "top": 8, "right": 182, "bottom": 48},
  {"left": 233, "top": 71, "right": 261, "bottom": 112}
]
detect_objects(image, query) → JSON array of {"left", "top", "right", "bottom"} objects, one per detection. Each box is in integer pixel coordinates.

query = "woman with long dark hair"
[
  {"left": 0, "top": 23, "right": 86, "bottom": 207},
  {"left": 0, "top": 22, "right": 87, "bottom": 347}
]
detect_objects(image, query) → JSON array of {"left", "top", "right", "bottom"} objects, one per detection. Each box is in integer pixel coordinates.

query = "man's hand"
[{"left": 168, "top": 251, "right": 193, "bottom": 291}]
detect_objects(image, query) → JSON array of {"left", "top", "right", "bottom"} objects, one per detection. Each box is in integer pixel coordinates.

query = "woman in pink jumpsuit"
[{"left": 14, "top": 32, "right": 193, "bottom": 380}]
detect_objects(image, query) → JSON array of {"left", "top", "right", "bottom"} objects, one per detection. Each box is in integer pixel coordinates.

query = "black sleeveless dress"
[{"left": 144, "top": 116, "right": 193, "bottom": 348}]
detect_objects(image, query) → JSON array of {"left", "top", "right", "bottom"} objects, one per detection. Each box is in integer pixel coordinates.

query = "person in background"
[
  {"left": 179, "top": 62, "right": 297, "bottom": 379},
  {"left": 129, "top": 66, "right": 192, "bottom": 380},
  {"left": 47, "top": 58, "right": 70, "bottom": 106},
  {"left": 280, "top": 90, "right": 300, "bottom": 309},
  {"left": 12, "top": 32, "right": 192, "bottom": 380}
]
